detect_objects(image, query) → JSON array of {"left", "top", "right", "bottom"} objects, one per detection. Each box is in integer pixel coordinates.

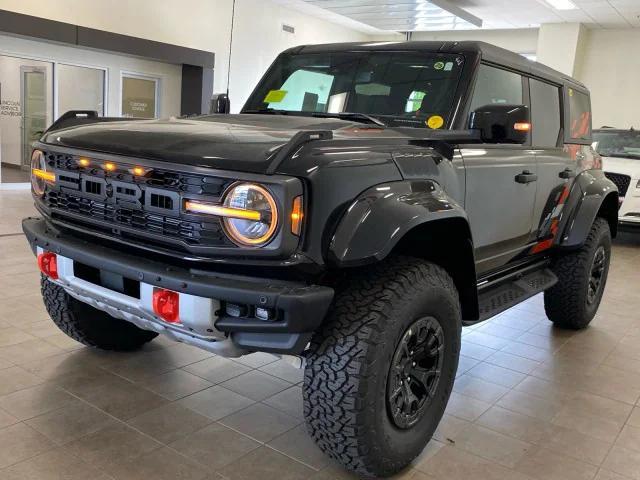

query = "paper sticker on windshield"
[
  {"left": 434, "top": 62, "right": 445, "bottom": 70},
  {"left": 444, "top": 62, "right": 454, "bottom": 71},
  {"left": 264, "top": 90, "right": 287, "bottom": 103},
  {"left": 427, "top": 115, "right": 444, "bottom": 129}
]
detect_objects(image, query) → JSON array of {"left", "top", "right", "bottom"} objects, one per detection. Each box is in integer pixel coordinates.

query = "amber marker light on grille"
[
  {"left": 132, "top": 166, "right": 146, "bottom": 176},
  {"left": 103, "top": 162, "right": 117, "bottom": 172},
  {"left": 184, "top": 200, "right": 262, "bottom": 221},
  {"left": 78, "top": 157, "right": 91, "bottom": 167},
  {"left": 291, "top": 196, "right": 303, "bottom": 236},
  {"left": 514, "top": 122, "right": 532, "bottom": 132},
  {"left": 32, "top": 168, "right": 56, "bottom": 182}
]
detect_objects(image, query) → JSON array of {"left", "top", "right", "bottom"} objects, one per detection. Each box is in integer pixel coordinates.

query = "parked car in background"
[{"left": 594, "top": 128, "right": 640, "bottom": 228}]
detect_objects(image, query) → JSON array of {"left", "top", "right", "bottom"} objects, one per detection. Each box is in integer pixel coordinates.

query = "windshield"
[
  {"left": 593, "top": 130, "right": 640, "bottom": 159},
  {"left": 242, "top": 51, "right": 465, "bottom": 129}
]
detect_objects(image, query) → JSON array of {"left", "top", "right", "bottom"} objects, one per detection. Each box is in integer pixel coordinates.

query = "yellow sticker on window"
[
  {"left": 264, "top": 90, "right": 287, "bottom": 103},
  {"left": 427, "top": 115, "right": 444, "bottom": 129}
]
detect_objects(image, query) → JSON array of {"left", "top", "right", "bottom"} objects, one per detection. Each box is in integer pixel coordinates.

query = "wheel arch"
[
  {"left": 327, "top": 180, "right": 478, "bottom": 321},
  {"left": 559, "top": 170, "right": 619, "bottom": 248}
]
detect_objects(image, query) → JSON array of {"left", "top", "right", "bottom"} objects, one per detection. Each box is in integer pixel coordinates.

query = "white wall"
[
  {"left": 0, "top": 0, "right": 370, "bottom": 112},
  {"left": 536, "top": 23, "right": 586, "bottom": 76},
  {"left": 227, "top": 0, "right": 370, "bottom": 111},
  {"left": 574, "top": 29, "right": 640, "bottom": 129},
  {"left": 0, "top": 33, "right": 183, "bottom": 118}
]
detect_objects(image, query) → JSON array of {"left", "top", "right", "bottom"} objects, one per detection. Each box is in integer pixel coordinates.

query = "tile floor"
[{"left": 0, "top": 189, "right": 639, "bottom": 480}]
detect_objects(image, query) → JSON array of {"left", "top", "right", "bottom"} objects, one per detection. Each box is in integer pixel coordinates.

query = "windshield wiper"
[
  {"left": 243, "top": 109, "right": 291, "bottom": 115},
  {"left": 312, "top": 112, "right": 387, "bottom": 127}
]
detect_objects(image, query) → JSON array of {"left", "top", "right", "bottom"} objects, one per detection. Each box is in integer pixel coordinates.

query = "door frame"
[
  {"left": 20, "top": 65, "right": 48, "bottom": 170},
  {"left": 119, "top": 71, "right": 161, "bottom": 118}
]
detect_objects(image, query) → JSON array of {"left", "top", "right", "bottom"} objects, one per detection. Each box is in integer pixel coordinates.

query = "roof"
[{"left": 287, "top": 41, "right": 587, "bottom": 91}]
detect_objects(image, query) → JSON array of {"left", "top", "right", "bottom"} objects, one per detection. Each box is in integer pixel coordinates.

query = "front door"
[
  {"left": 461, "top": 146, "right": 537, "bottom": 274},
  {"left": 462, "top": 63, "right": 537, "bottom": 274}
]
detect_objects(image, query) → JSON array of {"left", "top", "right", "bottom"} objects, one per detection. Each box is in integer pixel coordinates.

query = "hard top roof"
[{"left": 285, "top": 40, "right": 587, "bottom": 92}]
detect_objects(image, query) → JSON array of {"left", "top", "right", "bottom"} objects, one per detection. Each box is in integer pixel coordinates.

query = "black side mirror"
[
  {"left": 470, "top": 104, "right": 530, "bottom": 144},
  {"left": 210, "top": 93, "right": 230, "bottom": 114}
]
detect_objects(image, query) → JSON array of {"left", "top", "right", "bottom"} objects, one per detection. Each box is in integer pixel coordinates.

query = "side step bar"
[{"left": 467, "top": 268, "right": 558, "bottom": 325}]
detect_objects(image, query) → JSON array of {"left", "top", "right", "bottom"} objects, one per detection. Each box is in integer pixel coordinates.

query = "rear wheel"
[
  {"left": 544, "top": 217, "right": 611, "bottom": 329},
  {"left": 303, "top": 257, "right": 461, "bottom": 477},
  {"left": 42, "top": 277, "right": 158, "bottom": 351}
]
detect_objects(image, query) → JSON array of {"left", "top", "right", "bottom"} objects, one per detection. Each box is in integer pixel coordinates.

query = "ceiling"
[{"left": 272, "top": 0, "right": 640, "bottom": 32}]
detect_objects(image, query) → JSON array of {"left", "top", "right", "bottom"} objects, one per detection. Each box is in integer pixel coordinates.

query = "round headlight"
[
  {"left": 31, "top": 149, "right": 47, "bottom": 197},
  {"left": 222, "top": 183, "right": 278, "bottom": 246}
]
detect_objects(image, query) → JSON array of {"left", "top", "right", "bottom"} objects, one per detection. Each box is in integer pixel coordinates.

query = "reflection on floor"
[
  {"left": 0, "top": 189, "right": 639, "bottom": 480},
  {"left": 1, "top": 164, "right": 30, "bottom": 183}
]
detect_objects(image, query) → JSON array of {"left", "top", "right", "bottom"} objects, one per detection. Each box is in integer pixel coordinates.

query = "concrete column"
[{"left": 536, "top": 23, "right": 586, "bottom": 76}]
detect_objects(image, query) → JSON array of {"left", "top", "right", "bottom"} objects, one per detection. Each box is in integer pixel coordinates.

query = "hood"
[
  {"left": 602, "top": 156, "right": 640, "bottom": 179},
  {"left": 41, "top": 114, "right": 375, "bottom": 174}
]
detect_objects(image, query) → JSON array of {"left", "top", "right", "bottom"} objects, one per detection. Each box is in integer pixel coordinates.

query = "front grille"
[
  {"left": 605, "top": 172, "right": 631, "bottom": 197},
  {"left": 41, "top": 150, "right": 235, "bottom": 250}
]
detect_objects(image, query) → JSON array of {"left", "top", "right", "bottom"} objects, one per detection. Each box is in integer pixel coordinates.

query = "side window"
[
  {"left": 530, "top": 79, "right": 561, "bottom": 148},
  {"left": 568, "top": 89, "right": 592, "bottom": 142},
  {"left": 469, "top": 64, "right": 523, "bottom": 114}
]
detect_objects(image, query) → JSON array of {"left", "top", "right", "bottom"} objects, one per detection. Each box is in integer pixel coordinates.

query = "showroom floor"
[{"left": 0, "top": 190, "right": 639, "bottom": 480}]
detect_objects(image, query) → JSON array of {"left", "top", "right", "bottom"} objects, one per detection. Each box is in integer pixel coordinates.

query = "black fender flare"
[
  {"left": 327, "top": 179, "right": 478, "bottom": 320},
  {"left": 328, "top": 180, "right": 469, "bottom": 265},
  {"left": 558, "top": 169, "right": 619, "bottom": 248}
]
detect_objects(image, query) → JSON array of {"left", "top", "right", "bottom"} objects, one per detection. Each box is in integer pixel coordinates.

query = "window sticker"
[
  {"left": 264, "top": 90, "right": 288, "bottom": 103},
  {"left": 444, "top": 62, "right": 454, "bottom": 71},
  {"left": 434, "top": 62, "right": 445, "bottom": 70},
  {"left": 427, "top": 115, "right": 444, "bottom": 129}
]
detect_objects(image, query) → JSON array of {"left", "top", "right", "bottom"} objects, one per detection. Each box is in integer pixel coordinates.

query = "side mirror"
[
  {"left": 470, "top": 104, "right": 530, "bottom": 144},
  {"left": 210, "top": 93, "right": 230, "bottom": 114}
]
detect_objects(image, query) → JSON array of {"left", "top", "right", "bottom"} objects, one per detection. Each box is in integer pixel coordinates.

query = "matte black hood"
[{"left": 42, "top": 114, "right": 359, "bottom": 174}]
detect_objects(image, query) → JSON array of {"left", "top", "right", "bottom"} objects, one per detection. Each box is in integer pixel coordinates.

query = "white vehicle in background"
[{"left": 593, "top": 128, "right": 640, "bottom": 228}]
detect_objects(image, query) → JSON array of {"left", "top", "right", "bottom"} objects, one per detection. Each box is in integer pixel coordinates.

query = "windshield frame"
[
  {"left": 241, "top": 49, "right": 476, "bottom": 130},
  {"left": 593, "top": 129, "right": 640, "bottom": 160}
]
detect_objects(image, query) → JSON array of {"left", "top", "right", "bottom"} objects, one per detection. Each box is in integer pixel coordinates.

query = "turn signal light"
[
  {"left": 291, "top": 196, "right": 303, "bottom": 236},
  {"left": 152, "top": 288, "right": 180, "bottom": 324},
  {"left": 514, "top": 122, "right": 531, "bottom": 132},
  {"left": 32, "top": 168, "right": 56, "bottom": 183},
  {"left": 37, "top": 252, "right": 58, "bottom": 280},
  {"left": 103, "top": 162, "right": 117, "bottom": 172},
  {"left": 78, "top": 157, "right": 91, "bottom": 167}
]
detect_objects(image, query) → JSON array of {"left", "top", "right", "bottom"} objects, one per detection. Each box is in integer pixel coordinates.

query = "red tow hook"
[{"left": 37, "top": 251, "right": 59, "bottom": 280}]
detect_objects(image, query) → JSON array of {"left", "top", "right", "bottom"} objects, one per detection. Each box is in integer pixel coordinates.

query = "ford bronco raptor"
[{"left": 23, "top": 41, "right": 618, "bottom": 477}]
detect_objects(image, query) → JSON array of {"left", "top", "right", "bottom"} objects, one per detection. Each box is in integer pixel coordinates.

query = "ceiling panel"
[{"left": 275, "top": 0, "right": 640, "bottom": 32}]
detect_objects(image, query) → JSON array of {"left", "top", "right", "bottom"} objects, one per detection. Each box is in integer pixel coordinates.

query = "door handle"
[
  {"left": 515, "top": 170, "right": 538, "bottom": 184},
  {"left": 559, "top": 168, "right": 576, "bottom": 179}
]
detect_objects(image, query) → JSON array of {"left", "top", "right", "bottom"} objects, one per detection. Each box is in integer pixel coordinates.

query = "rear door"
[
  {"left": 461, "top": 64, "right": 538, "bottom": 275},
  {"left": 529, "top": 78, "right": 574, "bottom": 252}
]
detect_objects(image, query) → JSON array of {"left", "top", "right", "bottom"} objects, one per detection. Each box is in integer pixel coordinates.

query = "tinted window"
[
  {"left": 568, "top": 89, "right": 591, "bottom": 141},
  {"left": 530, "top": 79, "right": 561, "bottom": 147},
  {"left": 469, "top": 64, "right": 523, "bottom": 114},
  {"left": 243, "top": 52, "right": 465, "bottom": 129}
]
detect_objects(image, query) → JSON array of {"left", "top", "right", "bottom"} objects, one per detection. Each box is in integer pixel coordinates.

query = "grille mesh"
[
  {"left": 605, "top": 172, "right": 631, "bottom": 197},
  {"left": 42, "top": 150, "right": 234, "bottom": 249}
]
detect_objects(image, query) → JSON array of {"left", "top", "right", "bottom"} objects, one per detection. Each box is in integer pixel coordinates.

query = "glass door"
[{"left": 0, "top": 55, "right": 52, "bottom": 184}]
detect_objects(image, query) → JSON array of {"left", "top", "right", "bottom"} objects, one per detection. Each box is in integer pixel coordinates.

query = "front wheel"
[
  {"left": 544, "top": 217, "right": 612, "bottom": 329},
  {"left": 42, "top": 277, "right": 158, "bottom": 351},
  {"left": 303, "top": 257, "right": 461, "bottom": 477}
]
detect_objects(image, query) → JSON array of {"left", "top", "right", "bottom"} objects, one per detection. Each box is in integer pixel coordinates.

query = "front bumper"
[
  {"left": 23, "top": 217, "right": 334, "bottom": 357},
  {"left": 619, "top": 181, "right": 640, "bottom": 226}
]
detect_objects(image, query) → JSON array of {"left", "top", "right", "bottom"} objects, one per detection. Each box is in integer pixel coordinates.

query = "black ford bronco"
[{"left": 23, "top": 41, "right": 618, "bottom": 477}]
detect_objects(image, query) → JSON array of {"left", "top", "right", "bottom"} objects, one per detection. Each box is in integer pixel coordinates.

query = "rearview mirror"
[
  {"left": 470, "top": 104, "right": 530, "bottom": 144},
  {"left": 210, "top": 93, "right": 230, "bottom": 114}
]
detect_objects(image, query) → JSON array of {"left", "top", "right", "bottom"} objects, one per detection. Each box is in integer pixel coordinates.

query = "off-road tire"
[
  {"left": 303, "top": 256, "right": 461, "bottom": 477},
  {"left": 544, "top": 217, "right": 611, "bottom": 329},
  {"left": 41, "top": 277, "right": 158, "bottom": 351}
]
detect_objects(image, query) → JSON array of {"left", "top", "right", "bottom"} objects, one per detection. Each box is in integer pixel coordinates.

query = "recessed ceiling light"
[{"left": 544, "top": 0, "right": 577, "bottom": 10}]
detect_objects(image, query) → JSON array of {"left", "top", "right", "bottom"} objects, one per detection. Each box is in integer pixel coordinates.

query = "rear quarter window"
[{"left": 567, "top": 88, "right": 592, "bottom": 143}]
